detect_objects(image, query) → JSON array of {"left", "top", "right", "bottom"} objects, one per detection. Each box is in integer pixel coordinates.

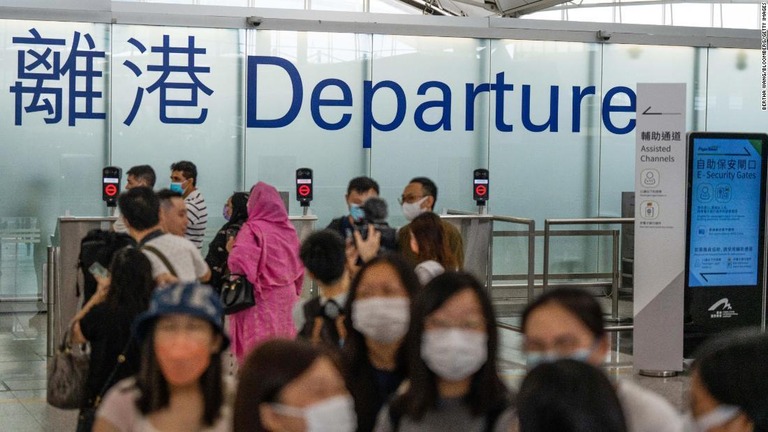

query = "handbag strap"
[
  {"left": 142, "top": 245, "right": 178, "bottom": 277},
  {"left": 92, "top": 337, "right": 134, "bottom": 409}
]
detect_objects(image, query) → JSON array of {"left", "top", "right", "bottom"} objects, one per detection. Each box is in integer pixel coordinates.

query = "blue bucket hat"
[{"left": 132, "top": 282, "right": 230, "bottom": 350}]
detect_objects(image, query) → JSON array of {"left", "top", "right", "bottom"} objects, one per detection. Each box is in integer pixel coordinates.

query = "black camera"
[{"left": 351, "top": 197, "right": 397, "bottom": 252}]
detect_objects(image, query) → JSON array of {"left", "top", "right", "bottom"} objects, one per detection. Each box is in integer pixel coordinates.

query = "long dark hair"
[
  {"left": 233, "top": 339, "right": 341, "bottom": 432},
  {"left": 135, "top": 325, "right": 224, "bottom": 426},
  {"left": 105, "top": 247, "right": 153, "bottom": 318},
  {"left": 693, "top": 329, "right": 768, "bottom": 432},
  {"left": 391, "top": 271, "right": 511, "bottom": 420},
  {"left": 226, "top": 192, "right": 249, "bottom": 227},
  {"left": 521, "top": 287, "right": 606, "bottom": 339},
  {"left": 341, "top": 254, "right": 421, "bottom": 432},
  {"left": 410, "top": 212, "right": 458, "bottom": 270},
  {"left": 517, "top": 359, "right": 627, "bottom": 432}
]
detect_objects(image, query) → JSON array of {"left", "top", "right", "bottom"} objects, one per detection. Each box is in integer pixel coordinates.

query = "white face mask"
[
  {"left": 402, "top": 196, "right": 429, "bottom": 222},
  {"left": 682, "top": 405, "right": 741, "bottom": 432},
  {"left": 272, "top": 394, "right": 357, "bottom": 432},
  {"left": 352, "top": 297, "right": 410, "bottom": 344},
  {"left": 421, "top": 328, "right": 488, "bottom": 381}
]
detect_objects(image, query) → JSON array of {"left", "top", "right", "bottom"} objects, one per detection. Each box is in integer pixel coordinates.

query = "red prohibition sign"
[
  {"left": 105, "top": 184, "right": 118, "bottom": 196},
  {"left": 298, "top": 185, "right": 311, "bottom": 196},
  {"left": 475, "top": 185, "right": 487, "bottom": 196}
]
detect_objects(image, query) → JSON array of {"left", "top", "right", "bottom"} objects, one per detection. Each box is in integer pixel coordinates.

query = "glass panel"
[
  {"left": 720, "top": 4, "right": 759, "bottom": 29},
  {"left": 489, "top": 40, "right": 602, "bottom": 276},
  {"left": 706, "top": 48, "right": 768, "bottom": 131},
  {"left": 618, "top": 5, "right": 663, "bottom": 25},
  {"left": 368, "top": 35, "right": 490, "bottom": 227},
  {"left": 671, "top": 4, "right": 713, "bottom": 27},
  {"left": 251, "top": 0, "right": 304, "bottom": 8},
  {"left": 244, "top": 30, "right": 372, "bottom": 227},
  {"left": 0, "top": 19, "right": 109, "bottom": 298},
  {"left": 370, "top": 0, "right": 418, "bottom": 14},
  {"left": 312, "top": 0, "right": 365, "bottom": 12},
  {"left": 111, "top": 25, "right": 244, "bottom": 255},
  {"left": 599, "top": 44, "right": 700, "bottom": 218}
]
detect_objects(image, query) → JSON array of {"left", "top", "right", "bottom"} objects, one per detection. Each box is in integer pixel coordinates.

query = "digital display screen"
[{"left": 687, "top": 135, "right": 765, "bottom": 287}]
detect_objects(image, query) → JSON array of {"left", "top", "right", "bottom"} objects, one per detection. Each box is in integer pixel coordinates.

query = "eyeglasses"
[{"left": 398, "top": 194, "right": 425, "bottom": 205}]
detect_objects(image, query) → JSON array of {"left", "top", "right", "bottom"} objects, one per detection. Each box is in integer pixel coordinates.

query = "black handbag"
[{"left": 220, "top": 273, "right": 256, "bottom": 315}]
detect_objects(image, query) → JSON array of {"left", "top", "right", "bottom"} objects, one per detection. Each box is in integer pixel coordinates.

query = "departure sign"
[
  {"left": 473, "top": 169, "right": 489, "bottom": 204},
  {"left": 102, "top": 166, "right": 122, "bottom": 206},
  {"left": 686, "top": 133, "right": 767, "bottom": 288},
  {"left": 296, "top": 168, "right": 313, "bottom": 206}
]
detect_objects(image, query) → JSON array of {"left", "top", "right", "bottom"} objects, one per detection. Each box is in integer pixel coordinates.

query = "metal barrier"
[
  {"left": 543, "top": 218, "right": 634, "bottom": 323},
  {"left": 444, "top": 211, "right": 536, "bottom": 303}
]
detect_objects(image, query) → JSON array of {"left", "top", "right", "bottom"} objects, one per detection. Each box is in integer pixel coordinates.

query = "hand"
[
  {"left": 226, "top": 235, "right": 235, "bottom": 253},
  {"left": 156, "top": 273, "right": 179, "bottom": 287},
  {"left": 93, "top": 274, "right": 111, "bottom": 302},
  {"left": 352, "top": 225, "right": 381, "bottom": 264},
  {"left": 345, "top": 239, "right": 361, "bottom": 278}
]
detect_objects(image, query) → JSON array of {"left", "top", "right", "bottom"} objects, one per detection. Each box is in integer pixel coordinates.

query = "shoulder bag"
[{"left": 47, "top": 330, "right": 89, "bottom": 409}]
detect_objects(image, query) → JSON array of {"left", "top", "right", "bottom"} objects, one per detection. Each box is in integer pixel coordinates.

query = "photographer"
[{"left": 346, "top": 197, "right": 397, "bottom": 277}]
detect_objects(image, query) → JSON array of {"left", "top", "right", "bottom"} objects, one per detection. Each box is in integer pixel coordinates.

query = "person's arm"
[
  {"left": 93, "top": 417, "right": 122, "bottom": 432},
  {"left": 71, "top": 275, "right": 110, "bottom": 344}
]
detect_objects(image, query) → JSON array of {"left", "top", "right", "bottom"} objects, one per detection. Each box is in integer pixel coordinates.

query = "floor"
[{"left": 0, "top": 294, "right": 691, "bottom": 431}]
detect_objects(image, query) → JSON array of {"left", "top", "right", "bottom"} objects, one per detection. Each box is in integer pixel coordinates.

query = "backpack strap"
[{"left": 141, "top": 245, "right": 178, "bottom": 278}]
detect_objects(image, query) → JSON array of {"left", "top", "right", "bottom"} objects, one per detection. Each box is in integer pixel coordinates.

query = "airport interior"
[{"left": 0, "top": 0, "right": 765, "bottom": 430}]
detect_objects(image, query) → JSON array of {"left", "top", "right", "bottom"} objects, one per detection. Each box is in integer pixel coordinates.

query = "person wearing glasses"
[
  {"left": 396, "top": 177, "right": 464, "bottom": 268},
  {"left": 520, "top": 288, "right": 683, "bottom": 432}
]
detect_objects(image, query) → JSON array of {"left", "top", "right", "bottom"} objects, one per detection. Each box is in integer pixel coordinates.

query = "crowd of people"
[{"left": 64, "top": 165, "right": 768, "bottom": 432}]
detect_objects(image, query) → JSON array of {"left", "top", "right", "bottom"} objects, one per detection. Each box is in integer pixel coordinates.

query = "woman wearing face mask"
[
  {"left": 227, "top": 182, "right": 304, "bottom": 364},
  {"left": 521, "top": 288, "right": 683, "bottom": 432},
  {"left": 408, "top": 212, "right": 460, "bottom": 285},
  {"left": 205, "top": 192, "right": 249, "bottom": 293},
  {"left": 342, "top": 254, "right": 421, "bottom": 432},
  {"left": 686, "top": 330, "right": 768, "bottom": 432},
  {"left": 233, "top": 339, "right": 356, "bottom": 432},
  {"left": 93, "top": 282, "right": 232, "bottom": 432},
  {"left": 376, "top": 271, "right": 514, "bottom": 432},
  {"left": 517, "top": 359, "right": 627, "bottom": 432}
]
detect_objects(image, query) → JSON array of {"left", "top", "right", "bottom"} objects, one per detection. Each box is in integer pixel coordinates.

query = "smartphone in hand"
[{"left": 88, "top": 262, "right": 110, "bottom": 279}]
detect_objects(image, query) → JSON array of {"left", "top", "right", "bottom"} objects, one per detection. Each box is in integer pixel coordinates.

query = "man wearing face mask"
[
  {"left": 170, "top": 160, "right": 208, "bottom": 250},
  {"left": 397, "top": 177, "right": 464, "bottom": 268},
  {"left": 326, "top": 176, "right": 380, "bottom": 239}
]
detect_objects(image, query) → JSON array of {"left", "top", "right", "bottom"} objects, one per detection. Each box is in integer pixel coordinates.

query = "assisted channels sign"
[
  {"left": 685, "top": 132, "right": 768, "bottom": 331},
  {"left": 633, "top": 83, "right": 687, "bottom": 375}
]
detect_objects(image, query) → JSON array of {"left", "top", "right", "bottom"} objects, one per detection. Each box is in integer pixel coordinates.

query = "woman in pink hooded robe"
[{"left": 227, "top": 182, "right": 304, "bottom": 364}]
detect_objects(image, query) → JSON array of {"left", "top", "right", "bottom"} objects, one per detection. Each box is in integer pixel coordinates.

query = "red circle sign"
[
  {"left": 298, "top": 185, "right": 311, "bottom": 196},
  {"left": 105, "top": 184, "right": 118, "bottom": 197},
  {"left": 475, "top": 185, "right": 487, "bottom": 196}
]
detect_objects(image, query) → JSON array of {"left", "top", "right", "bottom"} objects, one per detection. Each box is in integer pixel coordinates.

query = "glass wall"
[{"left": 0, "top": 17, "right": 765, "bottom": 300}]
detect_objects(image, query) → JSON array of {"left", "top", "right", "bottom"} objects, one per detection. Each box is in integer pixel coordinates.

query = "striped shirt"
[{"left": 184, "top": 189, "right": 208, "bottom": 250}]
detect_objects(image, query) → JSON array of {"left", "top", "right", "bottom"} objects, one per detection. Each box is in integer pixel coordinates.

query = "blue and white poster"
[{"left": 688, "top": 136, "right": 764, "bottom": 287}]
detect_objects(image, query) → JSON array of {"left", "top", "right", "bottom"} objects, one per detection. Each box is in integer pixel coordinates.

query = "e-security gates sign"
[{"left": 685, "top": 132, "right": 768, "bottom": 332}]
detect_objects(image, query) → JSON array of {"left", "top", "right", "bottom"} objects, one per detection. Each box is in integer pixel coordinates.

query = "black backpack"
[{"left": 77, "top": 229, "right": 135, "bottom": 302}]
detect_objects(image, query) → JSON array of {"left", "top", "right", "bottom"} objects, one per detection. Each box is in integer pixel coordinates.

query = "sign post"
[{"left": 633, "top": 83, "right": 687, "bottom": 376}]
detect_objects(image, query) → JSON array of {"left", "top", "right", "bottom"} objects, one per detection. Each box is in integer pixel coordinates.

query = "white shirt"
[
  {"left": 184, "top": 189, "right": 208, "bottom": 250},
  {"left": 142, "top": 233, "right": 209, "bottom": 282},
  {"left": 616, "top": 379, "right": 684, "bottom": 432}
]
